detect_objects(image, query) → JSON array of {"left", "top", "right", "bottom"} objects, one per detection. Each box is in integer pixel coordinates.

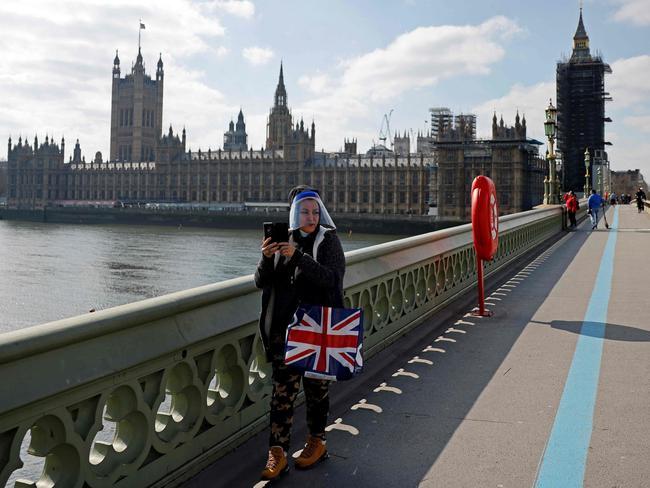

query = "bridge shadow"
[
  {"left": 184, "top": 226, "right": 592, "bottom": 488},
  {"left": 531, "top": 319, "right": 650, "bottom": 342}
]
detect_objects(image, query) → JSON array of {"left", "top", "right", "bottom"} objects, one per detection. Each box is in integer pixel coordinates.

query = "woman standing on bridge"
[{"left": 254, "top": 185, "right": 345, "bottom": 481}]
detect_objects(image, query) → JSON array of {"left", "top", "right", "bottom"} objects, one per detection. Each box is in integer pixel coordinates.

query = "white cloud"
[
  {"left": 608, "top": 55, "right": 650, "bottom": 108},
  {"left": 295, "top": 16, "right": 522, "bottom": 153},
  {"left": 623, "top": 115, "right": 650, "bottom": 132},
  {"left": 163, "top": 61, "right": 234, "bottom": 151},
  {"left": 0, "top": 0, "right": 235, "bottom": 159},
  {"left": 242, "top": 46, "right": 274, "bottom": 66},
  {"left": 338, "top": 16, "right": 521, "bottom": 102},
  {"left": 611, "top": 0, "right": 650, "bottom": 26},
  {"left": 607, "top": 131, "right": 650, "bottom": 174},
  {"left": 607, "top": 55, "right": 650, "bottom": 176},
  {"left": 211, "top": 0, "right": 255, "bottom": 19},
  {"left": 298, "top": 73, "right": 331, "bottom": 95},
  {"left": 213, "top": 46, "right": 230, "bottom": 58}
]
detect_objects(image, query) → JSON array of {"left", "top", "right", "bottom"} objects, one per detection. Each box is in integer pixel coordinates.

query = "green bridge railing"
[{"left": 0, "top": 205, "right": 568, "bottom": 488}]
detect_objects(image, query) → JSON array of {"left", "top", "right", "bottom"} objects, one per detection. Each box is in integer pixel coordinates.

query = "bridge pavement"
[{"left": 183, "top": 204, "right": 650, "bottom": 488}]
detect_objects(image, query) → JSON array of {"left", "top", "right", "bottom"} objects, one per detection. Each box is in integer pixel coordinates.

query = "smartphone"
[{"left": 263, "top": 222, "right": 289, "bottom": 243}]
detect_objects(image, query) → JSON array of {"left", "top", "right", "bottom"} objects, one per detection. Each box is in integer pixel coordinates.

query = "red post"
[
  {"left": 476, "top": 254, "right": 485, "bottom": 316},
  {"left": 471, "top": 253, "right": 492, "bottom": 317}
]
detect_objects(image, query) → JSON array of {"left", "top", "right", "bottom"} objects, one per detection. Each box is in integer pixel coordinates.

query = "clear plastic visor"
[{"left": 288, "top": 192, "right": 335, "bottom": 231}]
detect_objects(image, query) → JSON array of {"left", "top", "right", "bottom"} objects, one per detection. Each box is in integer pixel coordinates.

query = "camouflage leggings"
[{"left": 269, "top": 336, "right": 330, "bottom": 450}]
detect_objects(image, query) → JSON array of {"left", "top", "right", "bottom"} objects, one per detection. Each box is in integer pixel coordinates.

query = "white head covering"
[{"left": 288, "top": 190, "right": 336, "bottom": 231}]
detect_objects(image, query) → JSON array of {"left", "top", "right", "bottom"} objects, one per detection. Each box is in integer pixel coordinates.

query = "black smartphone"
[{"left": 263, "top": 222, "right": 289, "bottom": 243}]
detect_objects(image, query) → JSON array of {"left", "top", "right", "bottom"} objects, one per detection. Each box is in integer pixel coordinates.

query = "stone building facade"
[
  {"left": 435, "top": 113, "right": 545, "bottom": 221},
  {"left": 610, "top": 169, "right": 648, "bottom": 195},
  {"left": 6, "top": 59, "right": 433, "bottom": 215},
  {"left": 0, "top": 160, "right": 7, "bottom": 198},
  {"left": 110, "top": 49, "right": 164, "bottom": 162},
  {"left": 6, "top": 134, "right": 434, "bottom": 215}
]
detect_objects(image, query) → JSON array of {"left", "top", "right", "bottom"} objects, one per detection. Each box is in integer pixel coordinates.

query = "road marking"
[{"left": 534, "top": 206, "right": 619, "bottom": 488}]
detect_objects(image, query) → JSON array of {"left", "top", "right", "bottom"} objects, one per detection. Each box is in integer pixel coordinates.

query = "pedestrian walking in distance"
[
  {"left": 588, "top": 189, "right": 604, "bottom": 230},
  {"left": 636, "top": 187, "right": 646, "bottom": 213},
  {"left": 566, "top": 190, "right": 578, "bottom": 228}
]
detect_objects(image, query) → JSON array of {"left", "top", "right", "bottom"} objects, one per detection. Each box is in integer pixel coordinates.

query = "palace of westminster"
[{"left": 6, "top": 46, "right": 546, "bottom": 221}]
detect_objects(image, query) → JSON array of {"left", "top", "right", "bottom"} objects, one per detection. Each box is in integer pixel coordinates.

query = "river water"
[{"left": 0, "top": 220, "right": 403, "bottom": 333}]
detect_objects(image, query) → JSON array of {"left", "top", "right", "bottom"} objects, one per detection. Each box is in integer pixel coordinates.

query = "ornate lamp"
[
  {"left": 543, "top": 99, "right": 559, "bottom": 204},
  {"left": 544, "top": 101, "right": 557, "bottom": 139}
]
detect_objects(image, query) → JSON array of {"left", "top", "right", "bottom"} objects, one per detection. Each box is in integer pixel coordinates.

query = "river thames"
[{"left": 0, "top": 220, "right": 403, "bottom": 333}]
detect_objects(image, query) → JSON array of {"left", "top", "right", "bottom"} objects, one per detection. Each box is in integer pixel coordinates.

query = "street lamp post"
[
  {"left": 543, "top": 150, "right": 550, "bottom": 204},
  {"left": 583, "top": 148, "right": 591, "bottom": 196},
  {"left": 543, "top": 99, "right": 560, "bottom": 204}
]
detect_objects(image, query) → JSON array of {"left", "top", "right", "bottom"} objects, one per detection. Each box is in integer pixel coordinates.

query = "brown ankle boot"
[
  {"left": 295, "top": 435, "right": 328, "bottom": 470},
  {"left": 261, "top": 446, "right": 289, "bottom": 480}
]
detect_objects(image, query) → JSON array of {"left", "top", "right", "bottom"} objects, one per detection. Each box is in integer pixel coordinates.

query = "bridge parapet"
[{"left": 0, "top": 206, "right": 565, "bottom": 488}]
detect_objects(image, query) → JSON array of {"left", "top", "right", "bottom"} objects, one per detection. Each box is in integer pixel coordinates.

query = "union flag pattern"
[{"left": 284, "top": 304, "right": 364, "bottom": 381}]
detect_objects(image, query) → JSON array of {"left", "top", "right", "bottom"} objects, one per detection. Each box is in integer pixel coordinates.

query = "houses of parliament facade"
[{"left": 6, "top": 47, "right": 544, "bottom": 219}]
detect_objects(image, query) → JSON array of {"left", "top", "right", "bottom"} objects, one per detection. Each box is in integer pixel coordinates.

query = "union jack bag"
[{"left": 284, "top": 304, "right": 364, "bottom": 381}]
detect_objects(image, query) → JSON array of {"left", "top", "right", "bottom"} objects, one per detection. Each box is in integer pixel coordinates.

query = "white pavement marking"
[
  {"left": 350, "top": 399, "right": 383, "bottom": 413},
  {"left": 392, "top": 369, "right": 419, "bottom": 379},
  {"left": 373, "top": 383, "right": 402, "bottom": 394}
]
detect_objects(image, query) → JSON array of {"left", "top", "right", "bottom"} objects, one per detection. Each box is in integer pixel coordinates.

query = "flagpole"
[{"left": 138, "top": 19, "right": 141, "bottom": 49}]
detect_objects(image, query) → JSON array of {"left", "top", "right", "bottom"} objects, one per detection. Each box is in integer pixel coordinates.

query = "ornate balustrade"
[{"left": 0, "top": 206, "right": 564, "bottom": 488}]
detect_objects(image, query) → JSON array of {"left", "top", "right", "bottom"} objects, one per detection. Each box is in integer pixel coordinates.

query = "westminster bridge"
[{"left": 1, "top": 201, "right": 649, "bottom": 488}]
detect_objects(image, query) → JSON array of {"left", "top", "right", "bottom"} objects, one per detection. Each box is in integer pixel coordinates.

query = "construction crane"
[{"left": 378, "top": 109, "right": 393, "bottom": 148}]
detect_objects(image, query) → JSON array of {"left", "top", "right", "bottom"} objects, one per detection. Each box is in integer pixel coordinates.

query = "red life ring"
[{"left": 471, "top": 176, "right": 499, "bottom": 261}]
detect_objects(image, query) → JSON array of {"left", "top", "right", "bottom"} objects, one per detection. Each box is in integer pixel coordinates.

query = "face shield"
[{"left": 288, "top": 190, "right": 336, "bottom": 231}]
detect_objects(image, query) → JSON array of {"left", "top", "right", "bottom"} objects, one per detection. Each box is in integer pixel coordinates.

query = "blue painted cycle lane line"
[{"left": 534, "top": 206, "right": 619, "bottom": 488}]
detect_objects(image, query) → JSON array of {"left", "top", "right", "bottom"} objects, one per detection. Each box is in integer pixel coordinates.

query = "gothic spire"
[
  {"left": 571, "top": 7, "right": 591, "bottom": 60},
  {"left": 574, "top": 8, "right": 588, "bottom": 40},
  {"left": 274, "top": 62, "right": 287, "bottom": 107}
]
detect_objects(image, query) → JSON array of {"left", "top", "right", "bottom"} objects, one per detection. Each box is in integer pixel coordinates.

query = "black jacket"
[{"left": 254, "top": 226, "right": 345, "bottom": 361}]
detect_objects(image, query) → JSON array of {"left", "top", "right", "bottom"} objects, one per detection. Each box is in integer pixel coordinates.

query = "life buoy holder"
[{"left": 471, "top": 176, "right": 499, "bottom": 261}]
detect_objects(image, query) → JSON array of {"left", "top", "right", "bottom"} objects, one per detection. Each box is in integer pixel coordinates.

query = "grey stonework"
[
  {"left": 435, "top": 114, "right": 545, "bottom": 221},
  {"left": 110, "top": 49, "right": 164, "bottom": 163}
]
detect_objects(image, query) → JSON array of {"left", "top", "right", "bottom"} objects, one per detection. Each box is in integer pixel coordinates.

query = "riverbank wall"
[{"left": 0, "top": 207, "right": 461, "bottom": 235}]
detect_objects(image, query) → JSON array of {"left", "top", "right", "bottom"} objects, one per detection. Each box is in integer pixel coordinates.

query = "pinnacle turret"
[
  {"left": 571, "top": 7, "right": 591, "bottom": 60},
  {"left": 274, "top": 62, "right": 287, "bottom": 107},
  {"left": 574, "top": 8, "right": 588, "bottom": 40}
]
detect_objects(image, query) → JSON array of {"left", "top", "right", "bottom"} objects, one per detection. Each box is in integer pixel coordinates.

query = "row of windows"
[
  {"left": 118, "top": 109, "right": 156, "bottom": 128},
  {"left": 118, "top": 145, "right": 155, "bottom": 162},
  {"left": 444, "top": 191, "right": 512, "bottom": 206},
  {"left": 443, "top": 169, "right": 518, "bottom": 186}
]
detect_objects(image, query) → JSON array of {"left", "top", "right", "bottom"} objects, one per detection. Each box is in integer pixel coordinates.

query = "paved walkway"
[{"left": 185, "top": 204, "right": 650, "bottom": 488}]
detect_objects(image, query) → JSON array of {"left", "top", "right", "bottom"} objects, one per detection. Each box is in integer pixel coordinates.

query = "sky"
[{"left": 1, "top": 0, "right": 649, "bottom": 176}]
